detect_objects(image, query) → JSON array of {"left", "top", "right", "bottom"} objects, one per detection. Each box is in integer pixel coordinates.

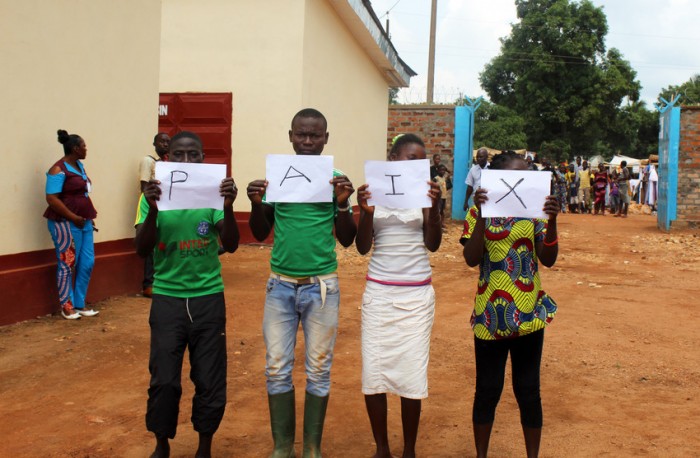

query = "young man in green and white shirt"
[
  {"left": 246, "top": 108, "right": 356, "bottom": 458},
  {"left": 135, "top": 131, "right": 239, "bottom": 458}
]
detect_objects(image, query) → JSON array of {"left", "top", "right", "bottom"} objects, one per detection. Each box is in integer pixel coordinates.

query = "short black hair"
[
  {"left": 621, "top": 160, "right": 627, "bottom": 167},
  {"left": 489, "top": 150, "right": 524, "bottom": 170},
  {"left": 389, "top": 133, "right": 425, "bottom": 158},
  {"left": 291, "top": 108, "right": 327, "bottom": 130},
  {"left": 153, "top": 132, "right": 168, "bottom": 143},
  {"left": 57, "top": 129, "right": 82, "bottom": 156},
  {"left": 169, "top": 131, "right": 202, "bottom": 150}
]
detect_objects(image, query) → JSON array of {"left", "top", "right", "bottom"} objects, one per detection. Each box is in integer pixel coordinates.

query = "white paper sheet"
[
  {"left": 480, "top": 170, "right": 551, "bottom": 218},
  {"left": 155, "top": 162, "right": 225, "bottom": 211},
  {"left": 364, "top": 159, "right": 431, "bottom": 209},
  {"left": 265, "top": 154, "right": 334, "bottom": 203}
]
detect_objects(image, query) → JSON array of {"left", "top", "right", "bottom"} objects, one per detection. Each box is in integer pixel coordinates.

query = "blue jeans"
[
  {"left": 47, "top": 219, "right": 95, "bottom": 310},
  {"left": 263, "top": 276, "right": 340, "bottom": 397}
]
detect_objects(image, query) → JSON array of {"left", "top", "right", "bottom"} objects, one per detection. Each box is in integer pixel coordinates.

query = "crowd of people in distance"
[{"left": 540, "top": 155, "right": 652, "bottom": 218}]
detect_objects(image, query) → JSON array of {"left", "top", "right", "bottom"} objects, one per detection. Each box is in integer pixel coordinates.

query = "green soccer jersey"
[
  {"left": 265, "top": 169, "right": 350, "bottom": 277},
  {"left": 135, "top": 195, "right": 225, "bottom": 297}
]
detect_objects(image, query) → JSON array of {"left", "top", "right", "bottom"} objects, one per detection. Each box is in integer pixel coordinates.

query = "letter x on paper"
[{"left": 496, "top": 177, "right": 527, "bottom": 208}]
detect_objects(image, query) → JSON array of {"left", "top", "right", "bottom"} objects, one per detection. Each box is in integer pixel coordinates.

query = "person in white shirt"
[
  {"left": 464, "top": 148, "right": 489, "bottom": 210},
  {"left": 356, "top": 133, "right": 442, "bottom": 458}
]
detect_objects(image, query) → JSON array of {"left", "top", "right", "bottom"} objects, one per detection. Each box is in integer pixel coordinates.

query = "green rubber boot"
[
  {"left": 268, "top": 390, "right": 296, "bottom": 458},
  {"left": 302, "top": 392, "right": 329, "bottom": 458}
]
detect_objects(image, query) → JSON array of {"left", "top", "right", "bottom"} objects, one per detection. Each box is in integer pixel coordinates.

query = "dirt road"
[{"left": 1, "top": 212, "right": 698, "bottom": 457}]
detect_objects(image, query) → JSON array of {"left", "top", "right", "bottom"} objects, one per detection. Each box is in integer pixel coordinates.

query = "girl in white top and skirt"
[{"left": 356, "top": 134, "right": 443, "bottom": 458}]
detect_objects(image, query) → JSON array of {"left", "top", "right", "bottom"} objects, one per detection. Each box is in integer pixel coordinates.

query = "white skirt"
[{"left": 361, "top": 282, "right": 435, "bottom": 399}]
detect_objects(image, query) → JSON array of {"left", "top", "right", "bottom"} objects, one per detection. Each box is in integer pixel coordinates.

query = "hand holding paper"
[
  {"left": 479, "top": 170, "right": 552, "bottom": 218},
  {"left": 219, "top": 177, "right": 238, "bottom": 207},
  {"left": 427, "top": 180, "right": 442, "bottom": 208},
  {"left": 356, "top": 183, "right": 374, "bottom": 214},
  {"left": 330, "top": 174, "right": 355, "bottom": 206},
  {"left": 246, "top": 179, "right": 268, "bottom": 205},
  {"left": 142, "top": 179, "right": 162, "bottom": 208}
]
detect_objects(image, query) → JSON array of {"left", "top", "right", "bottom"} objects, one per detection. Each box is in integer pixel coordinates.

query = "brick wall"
[
  {"left": 387, "top": 105, "right": 456, "bottom": 213},
  {"left": 387, "top": 105, "right": 455, "bottom": 165},
  {"left": 677, "top": 106, "right": 700, "bottom": 229}
]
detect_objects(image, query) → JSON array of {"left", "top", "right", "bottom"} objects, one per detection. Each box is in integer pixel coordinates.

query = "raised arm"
[
  {"left": 246, "top": 179, "right": 275, "bottom": 241},
  {"left": 331, "top": 175, "right": 357, "bottom": 248},
  {"left": 535, "top": 195, "right": 559, "bottom": 267},
  {"left": 423, "top": 181, "right": 442, "bottom": 252},
  {"left": 462, "top": 188, "right": 488, "bottom": 267},
  {"left": 355, "top": 184, "right": 374, "bottom": 255},
  {"left": 135, "top": 180, "right": 161, "bottom": 258},
  {"left": 216, "top": 177, "right": 240, "bottom": 253}
]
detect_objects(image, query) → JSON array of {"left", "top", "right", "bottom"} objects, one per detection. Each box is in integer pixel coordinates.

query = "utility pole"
[{"left": 426, "top": 0, "right": 438, "bottom": 104}]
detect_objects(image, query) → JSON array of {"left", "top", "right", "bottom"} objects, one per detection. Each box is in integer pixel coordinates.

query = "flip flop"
[{"left": 77, "top": 309, "right": 100, "bottom": 317}]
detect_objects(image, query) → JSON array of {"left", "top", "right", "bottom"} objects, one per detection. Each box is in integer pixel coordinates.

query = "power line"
[
  {"left": 385, "top": 9, "right": 700, "bottom": 42},
  {"left": 396, "top": 48, "right": 700, "bottom": 71},
  {"left": 378, "top": 0, "right": 404, "bottom": 19}
]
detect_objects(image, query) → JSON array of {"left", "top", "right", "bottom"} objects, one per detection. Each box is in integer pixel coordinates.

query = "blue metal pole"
[{"left": 451, "top": 97, "right": 481, "bottom": 221}]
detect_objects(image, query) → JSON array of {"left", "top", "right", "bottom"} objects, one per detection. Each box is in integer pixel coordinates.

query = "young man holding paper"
[
  {"left": 246, "top": 108, "right": 356, "bottom": 458},
  {"left": 135, "top": 131, "right": 239, "bottom": 458}
]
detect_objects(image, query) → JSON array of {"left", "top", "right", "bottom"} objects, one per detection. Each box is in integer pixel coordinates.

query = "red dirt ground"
[{"left": 1, "top": 211, "right": 698, "bottom": 457}]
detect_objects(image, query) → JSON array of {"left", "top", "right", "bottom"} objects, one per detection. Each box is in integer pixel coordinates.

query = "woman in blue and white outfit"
[
  {"left": 356, "top": 133, "right": 443, "bottom": 458},
  {"left": 44, "top": 129, "right": 99, "bottom": 320}
]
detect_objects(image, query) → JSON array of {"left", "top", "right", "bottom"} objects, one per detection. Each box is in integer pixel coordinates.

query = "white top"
[
  {"left": 466, "top": 163, "right": 488, "bottom": 188},
  {"left": 367, "top": 206, "right": 431, "bottom": 283},
  {"left": 139, "top": 155, "right": 157, "bottom": 182},
  {"left": 649, "top": 164, "right": 658, "bottom": 182}
]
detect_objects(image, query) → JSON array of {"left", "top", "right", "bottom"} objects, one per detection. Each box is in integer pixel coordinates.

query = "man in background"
[
  {"left": 138, "top": 132, "right": 170, "bottom": 297},
  {"left": 578, "top": 160, "right": 592, "bottom": 213},
  {"left": 430, "top": 153, "right": 442, "bottom": 180},
  {"left": 464, "top": 147, "right": 489, "bottom": 210}
]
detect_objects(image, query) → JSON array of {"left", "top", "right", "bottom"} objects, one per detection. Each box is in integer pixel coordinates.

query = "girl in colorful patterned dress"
[
  {"left": 461, "top": 151, "right": 560, "bottom": 458},
  {"left": 356, "top": 133, "right": 442, "bottom": 458}
]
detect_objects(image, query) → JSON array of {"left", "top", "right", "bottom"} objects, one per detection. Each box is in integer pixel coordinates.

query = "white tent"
[
  {"left": 588, "top": 155, "right": 605, "bottom": 167},
  {"left": 607, "top": 155, "right": 642, "bottom": 167}
]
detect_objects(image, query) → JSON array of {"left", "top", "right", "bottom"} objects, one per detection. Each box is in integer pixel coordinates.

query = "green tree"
[
  {"left": 658, "top": 74, "right": 700, "bottom": 105},
  {"left": 607, "top": 100, "right": 659, "bottom": 158},
  {"left": 479, "top": 0, "right": 641, "bottom": 158},
  {"left": 470, "top": 99, "right": 528, "bottom": 150}
]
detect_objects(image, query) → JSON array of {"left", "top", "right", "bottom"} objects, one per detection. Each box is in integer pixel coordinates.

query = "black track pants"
[{"left": 146, "top": 292, "right": 227, "bottom": 438}]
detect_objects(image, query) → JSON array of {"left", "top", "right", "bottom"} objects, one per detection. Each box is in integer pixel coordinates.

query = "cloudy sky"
[{"left": 370, "top": 0, "right": 700, "bottom": 107}]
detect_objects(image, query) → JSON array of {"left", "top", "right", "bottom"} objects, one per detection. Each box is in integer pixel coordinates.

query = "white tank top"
[{"left": 367, "top": 206, "right": 432, "bottom": 283}]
